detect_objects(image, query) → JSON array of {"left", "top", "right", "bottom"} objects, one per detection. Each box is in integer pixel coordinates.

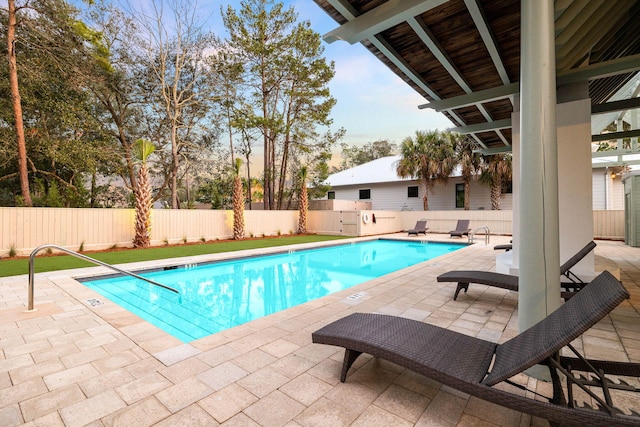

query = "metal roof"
[
  {"left": 326, "top": 156, "right": 407, "bottom": 186},
  {"left": 326, "top": 155, "right": 467, "bottom": 186},
  {"left": 313, "top": 0, "right": 640, "bottom": 153}
]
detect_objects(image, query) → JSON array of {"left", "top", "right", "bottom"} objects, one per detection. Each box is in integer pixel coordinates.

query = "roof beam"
[
  {"left": 476, "top": 146, "right": 640, "bottom": 168},
  {"left": 592, "top": 129, "right": 640, "bottom": 142},
  {"left": 592, "top": 97, "right": 640, "bottom": 115},
  {"left": 592, "top": 159, "right": 640, "bottom": 167},
  {"left": 324, "top": 0, "right": 448, "bottom": 44},
  {"left": 419, "top": 55, "right": 640, "bottom": 111},
  {"left": 559, "top": 54, "right": 640, "bottom": 84},
  {"left": 324, "top": 0, "right": 358, "bottom": 21},
  {"left": 324, "top": 0, "right": 443, "bottom": 101},
  {"left": 591, "top": 148, "right": 640, "bottom": 167},
  {"left": 476, "top": 146, "right": 512, "bottom": 155},
  {"left": 370, "top": 35, "right": 442, "bottom": 100},
  {"left": 419, "top": 82, "right": 519, "bottom": 111},
  {"left": 496, "top": 130, "right": 511, "bottom": 146},
  {"left": 557, "top": 2, "right": 626, "bottom": 71},
  {"left": 592, "top": 149, "right": 640, "bottom": 158},
  {"left": 464, "top": 0, "right": 510, "bottom": 85},
  {"left": 408, "top": 17, "right": 472, "bottom": 93},
  {"left": 407, "top": 13, "right": 508, "bottom": 145},
  {"left": 451, "top": 118, "right": 512, "bottom": 134}
]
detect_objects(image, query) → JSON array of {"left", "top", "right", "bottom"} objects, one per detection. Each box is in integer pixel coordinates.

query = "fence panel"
[
  {"left": 0, "top": 207, "right": 626, "bottom": 257},
  {"left": 593, "top": 210, "right": 625, "bottom": 239}
]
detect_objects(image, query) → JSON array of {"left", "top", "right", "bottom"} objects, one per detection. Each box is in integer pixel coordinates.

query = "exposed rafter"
[
  {"left": 324, "top": 0, "right": 357, "bottom": 21},
  {"left": 451, "top": 119, "right": 512, "bottom": 135},
  {"left": 323, "top": 0, "right": 496, "bottom": 149},
  {"left": 420, "top": 55, "right": 640, "bottom": 112},
  {"left": 475, "top": 146, "right": 512, "bottom": 155},
  {"left": 592, "top": 149, "right": 640, "bottom": 158},
  {"left": 316, "top": 0, "right": 640, "bottom": 152},
  {"left": 557, "top": 2, "right": 624, "bottom": 70},
  {"left": 419, "top": 83, "right": 519, "bottom": 112},
  {"left": 408, "top": 17, "right": 472, "bottom": 92},
  {"left": 592, "top": 97, "right": 640, "bottom": 115},
  {"left": 407, "top": 14, "right": 507, "bottom": 145},
  {"left": 592, "top": 129, "right": 640, "bottom": 142},
  {"left": 371, "top": 36, "right": 441, "bottom": 101},
  {"left": 464, "top": 0, "right": 510, "bottom": 85},
  {"left": 323, "top": 0, "right": 448, "bottom": 44},
  {"left": 560, "top": 54, "right": 640, "bottom": 84}
]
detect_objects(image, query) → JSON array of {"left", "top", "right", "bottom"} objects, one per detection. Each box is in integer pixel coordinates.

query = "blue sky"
[
  {"left": 206, "top": 0, "right": 453, "bottom": 147},
  {"left": 97, "top": 0, "right": 452, "bottom": 148}
]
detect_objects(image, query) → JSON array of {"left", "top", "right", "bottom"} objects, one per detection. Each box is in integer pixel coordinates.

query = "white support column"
[{"left": 518, "top": 0, "right": 561, "bottom": 338}]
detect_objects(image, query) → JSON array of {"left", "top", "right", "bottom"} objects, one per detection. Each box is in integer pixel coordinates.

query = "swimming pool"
[{"left": 81, "top": 239, "right": 465, "bottom": 342}]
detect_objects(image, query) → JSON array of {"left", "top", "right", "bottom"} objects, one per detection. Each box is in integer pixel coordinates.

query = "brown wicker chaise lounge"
[
  {"left": 408, "top": 220, "right": 428, "bottom": 236},
  {"left": 494, "top": 244, "right": 512, "bottom": 251},
  {"left": 312, "top": 271, "right": 640, "bottom": 426},
  {"left": 449, "top": 219, "right": 471, "bottom": 238},
  {"left": 438, "top": 240, "right": 597, "bottom": 300}
]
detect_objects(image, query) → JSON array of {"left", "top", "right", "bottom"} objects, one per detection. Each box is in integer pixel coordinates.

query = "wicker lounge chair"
[
  {"left": 312, "top": 271, "right": 640, "bottom": 426},
  {"left": 438, "top": 240, "right": 596, "bottom": 300},
  {"left": 449, "top": 219, "right": 471, "bottom": 238},
  {"left": 494, "top": 244, "right": 512, "bottom": 251},
  {"left": 407, "top": 220, "right": 428, "bottom": 236}
]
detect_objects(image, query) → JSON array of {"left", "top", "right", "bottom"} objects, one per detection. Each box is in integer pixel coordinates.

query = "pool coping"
[
  {"left": 33, "top": 234, "right": 479, "bottom": 355},
  {"left": 73, "top": 237, "right": 471, "bottom": 343}
]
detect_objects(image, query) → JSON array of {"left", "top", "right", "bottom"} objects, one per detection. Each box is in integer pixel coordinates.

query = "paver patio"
[{"left": 1, "top": 235, "right": 639, "bottom": 426}]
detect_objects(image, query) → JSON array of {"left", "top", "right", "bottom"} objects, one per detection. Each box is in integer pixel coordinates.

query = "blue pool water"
[{"left": 81, "top": 239, "right": 465, "bottom": 342}]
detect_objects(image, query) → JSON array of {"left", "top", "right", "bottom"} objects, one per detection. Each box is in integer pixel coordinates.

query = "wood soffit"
[{"left": 314, "top": 0, "right": 640, "bottom": 151}]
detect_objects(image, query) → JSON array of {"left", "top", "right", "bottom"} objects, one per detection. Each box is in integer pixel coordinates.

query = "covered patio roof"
[{"left": 313, "top": 0, "right": 640, "bottom": 155}]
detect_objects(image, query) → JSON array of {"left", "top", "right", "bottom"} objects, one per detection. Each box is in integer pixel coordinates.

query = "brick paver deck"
[{"left": 1, "top": 235, "right": 639, "bottom": 426}]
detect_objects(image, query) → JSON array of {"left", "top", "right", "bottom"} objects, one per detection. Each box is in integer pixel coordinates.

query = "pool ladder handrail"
[
  {"left": 468, "top": 226, "right": 490, "bottom": 245},
  {"left": 28, "top": 244, "right": 179, "bottom": 311}
]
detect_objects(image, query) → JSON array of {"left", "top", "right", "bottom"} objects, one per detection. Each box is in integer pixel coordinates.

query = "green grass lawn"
[{"left": 0, "top": 235, "right": 350, "bottom": 278}]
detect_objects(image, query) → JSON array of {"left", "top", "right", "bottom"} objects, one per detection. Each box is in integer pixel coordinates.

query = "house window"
[
  {"left": 455, "top": 183, "right": 464, "bottom": 208},
  {"left": 327, "top": 191, "right": 335, "bottom": 200},
  {"left": 503, "top": 181, "right": 513, "bottom": 194},
  {"left": 407, "top": 186, "right": 419, "bottom": 198},
  {"left": 359, "top": 189, "right": 371, "bottom": 200}
]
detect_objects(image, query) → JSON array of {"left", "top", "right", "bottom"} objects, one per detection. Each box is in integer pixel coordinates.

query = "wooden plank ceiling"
[{"left": 314, "top": 0, "right": 640, "bottom": 152}]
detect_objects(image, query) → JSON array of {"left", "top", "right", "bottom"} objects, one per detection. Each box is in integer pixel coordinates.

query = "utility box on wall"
[{"left": 623, "top": 172, "right": 640, "bottom": 246}]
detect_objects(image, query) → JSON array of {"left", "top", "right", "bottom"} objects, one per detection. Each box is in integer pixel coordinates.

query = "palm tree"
[
  {"left": 396, "top": 130, "right": 456, "bottom": 210},
  {"left": 232, "top": 158, "right": 245, "bottom": 240},
  {"left": 297, "top": 166, "right": 309, "bottom": 234},
  {"left": 479, "top": 154, "right": 513, "bottom": 210},
  {"left": 132, "top": 139, "right": 155, "bottom": 248},
  {"left": 448, "top": 132, "right": 482, "bottom": 210}
]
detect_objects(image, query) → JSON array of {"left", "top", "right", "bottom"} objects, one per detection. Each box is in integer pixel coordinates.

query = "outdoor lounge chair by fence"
[
  {"left": 408, "top": 220, "right": 428, "bottom": 236},
  {"left": 312, "top": 271, "right": 640, "bottom": 426},
  {"left": 438, "top": 240, "right": 596, "bottom": 300},
  {"left": 449, "top": 219, "right": 471, "bottom": 238}
]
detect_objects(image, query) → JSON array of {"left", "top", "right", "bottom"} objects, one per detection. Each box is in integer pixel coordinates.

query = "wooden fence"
[{"left": 0, "top": 207, "right": 626, "bottom": 257}]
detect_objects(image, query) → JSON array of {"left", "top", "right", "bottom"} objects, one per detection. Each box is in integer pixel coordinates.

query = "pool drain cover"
[{"left": 347, "top": 292, "right": 366, "bottom": 301}]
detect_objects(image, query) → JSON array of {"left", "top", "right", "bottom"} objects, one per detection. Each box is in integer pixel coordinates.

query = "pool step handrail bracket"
[{"left": 27, "top": 244, "right": 179, "bottom": 311}]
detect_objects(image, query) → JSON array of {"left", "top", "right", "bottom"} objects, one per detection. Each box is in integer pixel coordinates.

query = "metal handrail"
[
  {"left": 469, "top": 226, "right": 490, "bottom": 245},
  {"left": 28, "top": 244, "right": 179, "bottom": 311}
]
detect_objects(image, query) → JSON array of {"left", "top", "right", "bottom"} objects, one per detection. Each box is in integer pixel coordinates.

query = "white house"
[
  {"left": 322, "top": 155, "right": 621, "bottom": 211},
  {"left": 322, "top": 156, "right": 512, "bottom": 211}
]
